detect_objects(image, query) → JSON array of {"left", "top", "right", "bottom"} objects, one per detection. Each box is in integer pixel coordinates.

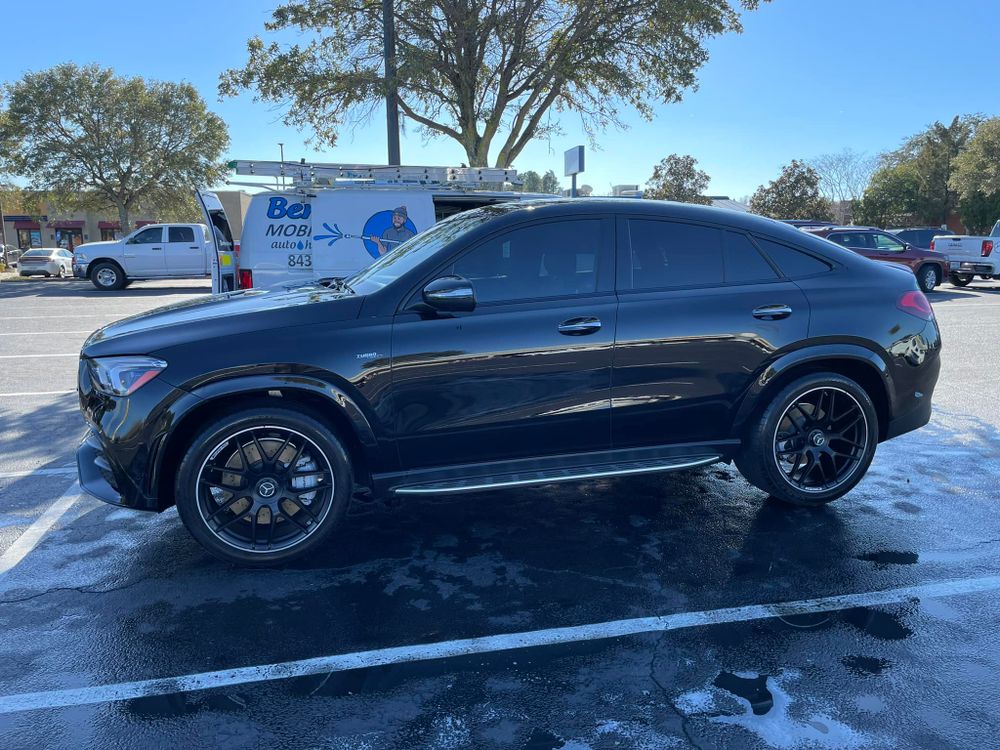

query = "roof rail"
[{"left": 226, "top": 160, "right": 521, "bottom": 189}]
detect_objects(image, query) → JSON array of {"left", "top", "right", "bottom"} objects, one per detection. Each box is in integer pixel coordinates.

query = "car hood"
[
  {"left": 75, "top": 240, "right": 119, "bottom": 253},
  {"left": 82, "top": 285, "right": 363, "bottom": 358}
]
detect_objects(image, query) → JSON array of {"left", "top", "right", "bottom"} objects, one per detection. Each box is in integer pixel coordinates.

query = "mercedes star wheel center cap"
[
  {"left": 809, "top": 430, "right": 826, "bottom": 447},
  {"left": 256, "top": 479, "right": 278, "bottom": 498}
]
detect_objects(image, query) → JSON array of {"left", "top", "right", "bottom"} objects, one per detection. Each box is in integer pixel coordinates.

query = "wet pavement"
[{"left": 1, "top": 277, "right": 999, "bottom": 748}]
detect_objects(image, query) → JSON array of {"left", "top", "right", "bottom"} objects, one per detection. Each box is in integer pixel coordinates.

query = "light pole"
[
  {"left": 382, "top": 0, "right": 401, "bottom": 165},
  {"left": 278, "top": 142, "right": 286, "bottom": 189}
]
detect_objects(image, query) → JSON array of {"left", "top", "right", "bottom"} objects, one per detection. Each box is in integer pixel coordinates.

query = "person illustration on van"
[{"left": 373, "top": 205, "right": 415, "bottom": 256}]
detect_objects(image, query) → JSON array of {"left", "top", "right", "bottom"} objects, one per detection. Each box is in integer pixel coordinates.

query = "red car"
[{"left": 804, "top": 226, "right": 949, "bottom": 292}]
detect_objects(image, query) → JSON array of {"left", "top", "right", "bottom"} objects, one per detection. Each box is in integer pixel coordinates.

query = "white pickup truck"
[
  {"left": 72, "top": 192, "right": 237, "bottom": 292},
  {"left": 932, "top": 219, "right": 1000, "bottom": 286}
]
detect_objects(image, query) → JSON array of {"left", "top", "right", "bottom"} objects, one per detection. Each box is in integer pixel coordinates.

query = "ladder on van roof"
[{"left": 226, "top": 160, "right": 521, "bottom": 189}]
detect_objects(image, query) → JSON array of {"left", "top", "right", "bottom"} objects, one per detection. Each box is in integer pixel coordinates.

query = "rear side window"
[
  {"left": 449, "top": 219, "right": 605, "bottom": 303},
  {"left": 169, "top": 226, "right": 196, "bottom": 243},
  {"left": 754, "top": 237, "right": 832, "bottom": 277},
  {"left": 626, "top": 219, "right": 723, "bottom": 290},
  {"left": 724, "top": 231, "right": 778, "bottom": 283}
]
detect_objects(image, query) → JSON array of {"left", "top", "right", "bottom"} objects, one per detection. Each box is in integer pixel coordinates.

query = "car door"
[
  {"left": 612, "top": 219, "right": 810, "bottom": 447},
  {"left": 826, "top": 231, "right": 877, "bottom": 260},
  {"left": 122, "top": 226, "right": 166, "bottom": 276},
  {"left": 871, "top": 231, "right": 916, "bottom": 269},
  {"left": 390, "top": 216, "right": 617, "bottom": 470},
  {"left": 164, "top": 225, "right": 204, "bottom": 276}
]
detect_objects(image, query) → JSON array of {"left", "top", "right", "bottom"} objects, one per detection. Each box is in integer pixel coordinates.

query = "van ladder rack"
[{"left": 227, "top": 160, "right": 521, "bottom": 189}]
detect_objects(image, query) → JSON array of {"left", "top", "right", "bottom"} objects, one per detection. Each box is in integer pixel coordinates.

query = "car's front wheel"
[
  {"left": 90, "top": 262, "right": 127, "bottom": 291},
  {"left": 736, "top": 373, "right": 878, "bottom": 506},
  {"left": 175, "top": 406, "right": 353, "bottom": 565},
  {"left": 917, "top": 265, "right": 939, "bottom": 293}
]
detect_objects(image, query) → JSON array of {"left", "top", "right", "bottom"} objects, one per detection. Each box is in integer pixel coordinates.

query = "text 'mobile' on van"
[{"left": 220, "top": 160, "right": 553, "bottom": 291}]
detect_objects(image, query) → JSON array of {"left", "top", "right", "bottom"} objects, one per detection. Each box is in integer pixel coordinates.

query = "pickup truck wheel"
[
  {"left": 949, "top": 272, "right": 973, "bottom": 287},
  {"left": 917, "top": 265, "right": 939, "bottom": 293},
  {"left": 91, "top": 262, "right": 127, "bottom": 291},
  {"left": 175, "top": 406, "right": 353, "bottom": 566},
  {"left": 736, "top": 373, "right": 878, "bottom": 507}
]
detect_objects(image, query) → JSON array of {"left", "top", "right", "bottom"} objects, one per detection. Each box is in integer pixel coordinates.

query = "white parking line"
[
  {"left": 0, "top": 390, "right": 74, "bottom": 397},
  {"left": 0, "top": 482, "right": 82, "bottom": 577},
  {"left": 0, "top": 354, "right": 78, "bottom": 359},
  {"left": 0, "top": 468, "right": 77, "bottom": 480},
  {"left": 0, "top": 574, "right": 997, "bottom": 715},
  {"left": 0, "top": 331, "right": 93, "bottom": 337},
  {"left": 0, "top": 315, "right": 131, "bottom": 320}
]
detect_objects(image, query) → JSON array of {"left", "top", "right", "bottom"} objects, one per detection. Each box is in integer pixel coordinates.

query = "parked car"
[
  {"left": 77, "top": 199, "right": 941, "bottom": 565},
  {"left": 780, "top": 220, "right": 836, "bottom": 229},
  {"left": 927, "top": 220, "right": 1000, "bottom": 287},
  {"left": 1, "top": 244, "right": 21, "bottom": 268},
  {"left": 17, "top": 248, "right": 73, "bottom": 278},
  {"left": 803, "top": 226, "right": 948, "bottom": 292},
  {"left": 72, "top": 192, "right": 235, "bottom": 292},
  {"left": 890, "top": 226, "right": 950, "bottom": 250}
]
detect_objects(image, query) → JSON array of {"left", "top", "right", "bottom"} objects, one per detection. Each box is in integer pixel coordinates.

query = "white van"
[{"left": 223, "top": 161, "right": 543, "bottom": 291}]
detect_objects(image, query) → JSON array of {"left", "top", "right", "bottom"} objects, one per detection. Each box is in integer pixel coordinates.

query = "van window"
[
  {"left": 449, "top": 219, "right": 603, "bottom": 303},
  {"left": 754, "top": 237, "right": 832, "bottom": 277},
  {"left": 625, "top": 220, "right": 723, "bottom": 290},
  {"left": 169, "top": 226, "right": 196, "bottom": 243}
]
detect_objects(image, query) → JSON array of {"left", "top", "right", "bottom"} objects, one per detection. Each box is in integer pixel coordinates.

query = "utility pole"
[{"left": 382, "top": 0, "right": 401, "bottom": 165}]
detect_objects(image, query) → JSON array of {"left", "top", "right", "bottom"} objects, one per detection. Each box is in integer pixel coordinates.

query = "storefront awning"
[
  {"left": 98, "top": 221, "right": 121, "bottom": 229},
  {"left": 13, "top": 220, "right": 40, "bottom": 230},
  {"left": 134, "top": 220, "right": 157, "bottom": 228},
  {"left": 47, "top": 220, "right": 85, "bottom": 229}
]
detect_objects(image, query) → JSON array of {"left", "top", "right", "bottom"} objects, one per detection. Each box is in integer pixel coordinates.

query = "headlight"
[
  {"left": 75, "top": 253, "right": 87, "bottom": 261},
  {"left": 87, "top": 356, "right": 167, "bottom": 396}
]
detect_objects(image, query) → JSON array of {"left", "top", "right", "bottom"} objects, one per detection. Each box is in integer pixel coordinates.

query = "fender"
[{"left": 731, "top": 343, "right": 895, "bottom": 435}]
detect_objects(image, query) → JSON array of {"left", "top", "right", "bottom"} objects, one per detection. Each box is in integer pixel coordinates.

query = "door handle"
[
  {"left": 189, "top": 246, "right": 199, "bottom": 250},
  {"left": 151, "top": 246, "right": 162, "bottom": 250},
  {"left": 752, "top": 304, "right": 793, "bottom": 320},
  {"left": 558, "top": 316, "right": 602, "bottom": 335}
]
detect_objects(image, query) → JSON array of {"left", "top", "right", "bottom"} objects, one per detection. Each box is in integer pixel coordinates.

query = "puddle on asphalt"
[
  {"left": 713, "top": 671, "right": 773, "bottom": 715},
  {"left": 841, "top": 655, "right": 893, "bottom": 677}
]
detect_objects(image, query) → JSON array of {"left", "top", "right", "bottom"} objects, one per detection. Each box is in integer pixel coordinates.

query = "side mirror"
[{"left": 422, "top": 275, "right": 476, "bottom": 312}]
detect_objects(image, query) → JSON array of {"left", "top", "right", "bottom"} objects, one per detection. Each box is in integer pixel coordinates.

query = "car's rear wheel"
[
  {"left": 175, "top": 406, "right": 353, "bottom": 565},
  {"left": 949, "top": 272, "right": 973, "bottom": 287},
  {"left": 91, "top": 262, "right": 127, "bottom": 290},
  {"left": 917, "top": 265, "right": 939, "bottom": 293},
  {"left": 736, "top": 373, "right": 878, "bottom": 506}
]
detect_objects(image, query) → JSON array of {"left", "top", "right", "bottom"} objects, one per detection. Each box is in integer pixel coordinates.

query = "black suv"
[{"left": 76, "top": 200, "right": 941, "bottom": 565}]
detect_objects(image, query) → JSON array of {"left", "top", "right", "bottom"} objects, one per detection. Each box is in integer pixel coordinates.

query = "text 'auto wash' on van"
[{"left": 216, "top": 160, "right": 550, "bottom": 292}]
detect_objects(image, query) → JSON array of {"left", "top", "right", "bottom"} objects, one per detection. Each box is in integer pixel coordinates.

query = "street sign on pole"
[{"left": 564, "top": 146, "right": 584, "bottom": 198}]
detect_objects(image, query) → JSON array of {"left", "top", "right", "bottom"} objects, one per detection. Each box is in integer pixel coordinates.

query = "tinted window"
[
  {"left": 131, "top": 227, "right": 162, "bottom": 244},
  {"left": 828, "top": 232, "right": 873, "bottom": 249},
  {"left": 169, "top": 226, "right": 195, "bottom": 243},
  {"left": 626, "top": 220, "right": 723, "bottom": 289},
  {"left": 724, "top": 231, "right": 778, "bottom": 283},
  {"left": 873, "top": 233, "right": 905, "bottom": 251},
  {"left": 754, "top": 237, "right": 832, "bottom": 277},
  {"left": 449, "top": 219, "right": 603, "bottom": 303}
]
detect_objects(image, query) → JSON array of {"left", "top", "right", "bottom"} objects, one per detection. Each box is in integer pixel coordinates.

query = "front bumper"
[{"left": 73, "top": 262, "right": 89, "bottom": 279}]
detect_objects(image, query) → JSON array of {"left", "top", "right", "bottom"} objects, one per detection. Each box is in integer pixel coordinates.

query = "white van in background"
[{"left": 223, "top": 161, "right": 544, "bottom": 291}]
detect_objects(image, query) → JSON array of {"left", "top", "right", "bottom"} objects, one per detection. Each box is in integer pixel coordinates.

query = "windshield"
[{"left": 345, "top": 205, "right": 513, "bottom": 295}]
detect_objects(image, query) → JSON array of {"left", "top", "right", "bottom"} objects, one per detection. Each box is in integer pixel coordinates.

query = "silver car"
[{"left": 17, "top": 248, "right": 74, "bottom": 278}]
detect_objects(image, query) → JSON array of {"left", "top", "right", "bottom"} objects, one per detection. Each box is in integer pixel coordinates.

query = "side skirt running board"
[{"left": 392, "top": 455, "right": 721, "bottom": 496}]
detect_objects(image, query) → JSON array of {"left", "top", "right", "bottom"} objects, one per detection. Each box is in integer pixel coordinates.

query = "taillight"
[
  {"left": 897, "top": 290, "right": 933, "bottom": 320},
  {"left": 239, "top": 269, "right": 253, "bottom": 289},
  {"left": 929, "top": 239, "right": 935, "bottom": 251},
  {"left": 982, "top": 240, "right": 994, "bottom": 257}
]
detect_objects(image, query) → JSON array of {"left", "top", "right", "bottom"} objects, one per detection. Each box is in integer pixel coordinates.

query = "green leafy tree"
[
  {"left": 0, "top": 63, "right": 229, "bottom": 232},
  {"left": 852, "top": 164, "right": 922, "bottom": 228},
  {"left": 748, "top": 160, "right": 832, "bottom": 220},
  {"left": 540, "top": 170, "right": 562, "bottom": 195},
  {"left": 221, "top": 0, "right": 766, "bottom": 167},
  {"left": 951, "top": 117, "right": 1000, "bottom": 232},
  {"left": 644, "top": 154, "right": 710, "bottom": 204},
  {"left": 520, "top": 170, "right": 543, "bottom": 192}
]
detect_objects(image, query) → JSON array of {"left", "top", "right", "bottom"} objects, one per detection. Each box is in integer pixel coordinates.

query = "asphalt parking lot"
[{"left": 0, "top": 276, "right": 999, "bottom": 749}]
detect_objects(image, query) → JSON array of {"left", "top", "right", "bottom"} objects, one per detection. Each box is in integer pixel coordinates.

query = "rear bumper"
[{"left": 950, "top": 261, "right": 996, "bottom": 274}]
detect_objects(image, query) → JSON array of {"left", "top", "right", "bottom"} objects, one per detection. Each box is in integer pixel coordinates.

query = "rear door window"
[
  {"left": 168, "top": 226, "right": 196, "bottom": 243},
  {"left": 754, "top": 237, "right": 832, "bottom": 277},
  {"left": 724, "top": 231, "right": 779, "bottom": 283},
  {"left": 624, "top": 219, "right": 723, "bottom": 290}
]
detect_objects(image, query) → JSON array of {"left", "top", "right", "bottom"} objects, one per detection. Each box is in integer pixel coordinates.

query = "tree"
[
  {"left": 520, "top": 170, "right": 543, "bottom": 192},
  {"left": 540, "top": 170, "right": 562, "bottom": 195},
  {"left": 221, "top": 0, "right": 766, "bottom": 167},
  {"left": 882, "top": 115, "right": 980, "bottom": 225},
  {"left": 748, "top": 160, "right": 832, "bottom": 220},
  {"left": 951, "top": 117, "right": 1000, "bottom": 232},
  {"left": 0, "top": 63, "right": 229, "bottom": 232},
  {"left": 644, "top": 154, "right": 710, "bottom": 204},
  {"left": 809, "top": 148, "right": 876, "bottom": 222},
  {"left": 852, "top": 164, "right": 921, "bottom": 228}
]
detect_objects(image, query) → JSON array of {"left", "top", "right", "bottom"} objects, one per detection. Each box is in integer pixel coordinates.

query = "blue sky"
[{"left": 2, "top": 0, "right": 998, "bottom": 198}]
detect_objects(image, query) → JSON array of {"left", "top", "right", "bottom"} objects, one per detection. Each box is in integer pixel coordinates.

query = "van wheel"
[
  {"left": 917, "top": 265, "right": 939, "bottom": 292},
  {"left": 174, "top": 406, "right": 353, "bottom": 566},
  {"left": 91, "top": 262, "right": 127, "bottom": 291},
  {"left": 949, "top": 272, "right": 973, "bottom": 287},
  {"left": 736, "top": 373, "right": 878, "bottom": 507}
]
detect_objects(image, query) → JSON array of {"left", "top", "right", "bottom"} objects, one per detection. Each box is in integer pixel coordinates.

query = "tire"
[
  {"left": 174, "top": 406, "right": 353, "bottom": 566},
  {"left": 54, "top": 266, "right": 65, "bottom": 279},
  {"left": 736, "top": 373, "right": 878, "bottom": 507},
  {"left": 90, "top": 261, "right": 127, "bottom": 291},
  {"left": 917, "top": 265, "right": 939, "bottom": 293},
  {"left": 949, "top": 272, "right": 973, "bottom": 287}
]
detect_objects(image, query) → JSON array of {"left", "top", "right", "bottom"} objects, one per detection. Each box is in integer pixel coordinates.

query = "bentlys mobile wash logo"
[
  {"left": 265, "top": 196, "right": 313, "bottom": 250},
  {"left": 314, "top": 205, "right": 417, "bottom": 258}
]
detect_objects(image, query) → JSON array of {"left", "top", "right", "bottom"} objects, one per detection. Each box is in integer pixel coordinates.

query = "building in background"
[{"left": 611, "top": 184, "right": 643, "bottom": 198}]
